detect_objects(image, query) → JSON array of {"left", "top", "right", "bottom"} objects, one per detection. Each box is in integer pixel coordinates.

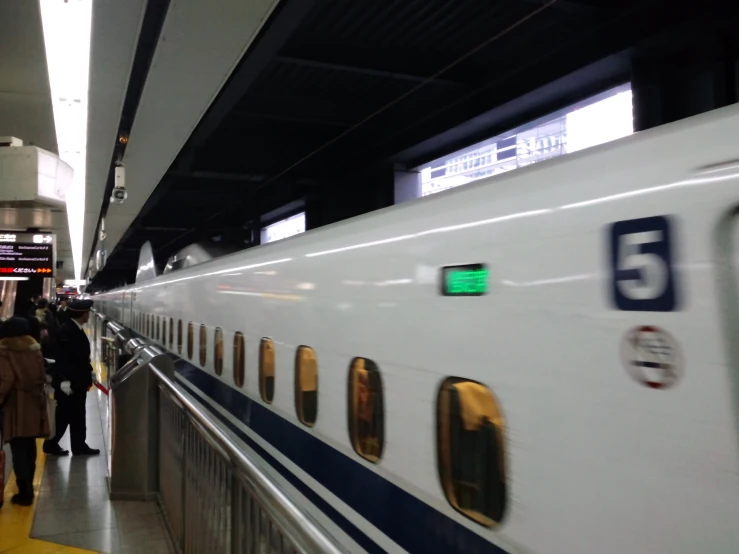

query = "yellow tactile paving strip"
[{"left": 0, "top": 441, "right": 100, "bottom": 553}]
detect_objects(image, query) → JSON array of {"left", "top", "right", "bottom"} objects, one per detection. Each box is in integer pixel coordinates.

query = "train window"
[
  {"left": 214, "top": 328, "right": 224, "bottom": 376},
  {"left": 177, "top": 320, "right": 183, "bottom": 355},
  {"left": 187, "top": 322, "right": 194, "bottom": 360},
  {"left": 295, "top": 346, "right": 318, "bottom": 426},
  {"left": 145, "top": 314, "right": 150, "bottom": 336},
  {"left": 436, "top": 378, "right": 507, "bottom": 527},
  {"left": 156, "top": 316, "right": 161, "bottom": 341},
  {"left": 169, "top": 318, "right": 174, "bottom": 348},
  {"left": 199, "top": 324, "right": 207, "bottom": 367},
  {"left": 162, "top": 318, "right": 166, "bottom": 343},
  {"left": 233, "top": 332, "right": 245, "bottom": 388},
  {"left": 259, "top": 338, "right": 275, "bottom": 404},
  {"left": 347, "top": 358, "right": 384, "bottom": 462}
]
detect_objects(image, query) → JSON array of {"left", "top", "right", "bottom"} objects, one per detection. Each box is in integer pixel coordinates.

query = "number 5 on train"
[{"left": 608, "top": 215, "right": 678, "bottom": 311}]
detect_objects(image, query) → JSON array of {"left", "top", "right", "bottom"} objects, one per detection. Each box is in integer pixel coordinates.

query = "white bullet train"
[{"left": 94, "top": 103, "right": 739, "bottom": 554}]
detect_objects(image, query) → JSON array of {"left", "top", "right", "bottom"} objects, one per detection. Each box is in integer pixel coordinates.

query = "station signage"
[{"left": 0, "top": 232, "right": 56, "bottom": 276}]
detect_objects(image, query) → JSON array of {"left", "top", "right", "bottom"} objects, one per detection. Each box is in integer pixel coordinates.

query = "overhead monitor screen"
[
  {"left": 441, "top": 264, "right": 488, "bottom": 296},
  {"left": 0, "top": 233, "right": 55, "bottom": 276}
]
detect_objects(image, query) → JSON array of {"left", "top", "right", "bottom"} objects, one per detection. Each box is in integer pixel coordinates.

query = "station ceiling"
[
  {"left": 0, "top": 0, "right": 71, "bottom": 280},
  {"left": 91, "top": 0, "right": 739, "bottom": 287}
]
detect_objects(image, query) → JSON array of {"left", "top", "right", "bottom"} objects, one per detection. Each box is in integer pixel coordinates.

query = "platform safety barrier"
[{"left": 103, "top": 318, "right": 344, "bottom": 554}]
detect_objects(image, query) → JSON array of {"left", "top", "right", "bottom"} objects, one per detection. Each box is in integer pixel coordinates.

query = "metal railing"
[{"left": 105, "top": 319, "right": 345, "bottom": 554}]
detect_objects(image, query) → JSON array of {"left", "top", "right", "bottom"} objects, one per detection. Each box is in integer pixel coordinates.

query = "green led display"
[{"left": 441, "top": 264, "right": 489, "bottom": 296}]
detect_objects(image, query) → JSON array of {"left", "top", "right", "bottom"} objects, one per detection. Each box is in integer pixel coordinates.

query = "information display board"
[{"left": 0, "top": 232, "right": 56, "bottom": 276}]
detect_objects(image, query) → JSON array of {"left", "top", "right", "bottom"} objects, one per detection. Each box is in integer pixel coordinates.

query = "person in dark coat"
[
  {"left": 42, "top": 299, "right": 99, "bottom": 456},
  {"left": 34, "top": 298, "right": 62, "bottom": 361},
  {"left": 11, "top": 299, "right": 41, "bottom": 343},
  {"left": 56, "top": 299, "right": 70, "bottom": 325},
  {"left": 0, "top": 317, "right": 50, "bottom": 505}
]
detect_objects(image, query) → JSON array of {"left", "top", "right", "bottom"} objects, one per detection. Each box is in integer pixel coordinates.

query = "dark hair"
[
  {"left": 2, "top": 316, "right": 30, "bottom": 338},
  {"left": 37, "top": 298, "right": 49, "bottom": 309}
]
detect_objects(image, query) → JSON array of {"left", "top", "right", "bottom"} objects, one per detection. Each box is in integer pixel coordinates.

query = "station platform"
[
  {"left": 1, "top": 385, "right": 173, "bottom": 554},
  {"left": 2, "top": 316, "right": 347, "bottom": 554}
]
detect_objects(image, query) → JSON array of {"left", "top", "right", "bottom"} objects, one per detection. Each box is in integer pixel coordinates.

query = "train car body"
[{"left": 95, "top": 103, "right": 739, "bottom": 554}]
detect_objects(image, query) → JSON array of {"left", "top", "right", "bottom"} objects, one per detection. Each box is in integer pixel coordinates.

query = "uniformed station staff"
[{"left": 42, "top": 299, "right": 100, "bottom": 456}]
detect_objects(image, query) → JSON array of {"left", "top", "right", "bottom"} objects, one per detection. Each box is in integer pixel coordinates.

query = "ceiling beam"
[
  {"left": 168, "top": 169, "right": 322, "bottom": 186},
  {"left": 169, "top": 170, "right": 265, "bottom": 183},
  {"left": 273, "top": 55, "right": 466, "bottom": 88},
  {"left": 232, "top": 110, "right": 350, "bottom": 128},
  {"left": 189, "top": 0, "right": 324, "bottom": 149},
  {"left": 519, "top": 0, "right": 598, "bottom": 15},
  {"left": 138, "top": 226, "right": 191, "bottom": 232}
]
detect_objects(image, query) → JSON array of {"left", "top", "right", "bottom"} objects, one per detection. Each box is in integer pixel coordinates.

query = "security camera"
[{"left": 111, "top": 161, "right": 127, "bottom": 205}]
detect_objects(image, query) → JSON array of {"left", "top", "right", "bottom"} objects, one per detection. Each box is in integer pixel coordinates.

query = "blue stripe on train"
[{"left": 172, "top": 357, "right": 508, "bottom": 554}]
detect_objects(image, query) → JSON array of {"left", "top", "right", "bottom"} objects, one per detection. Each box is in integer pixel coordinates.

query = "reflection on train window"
[
  {"left": 214, "top": 328, "right": 224, "bottom": 376},
  {"left": 177, "top": 320, "right": 183, "bottom": 355},
  {"left": 259, "top": 338, "right": 275, "bottom": 404},
  {"left": 295, "top": 346, "right": 318, "bottom": 427},
  {"left": 348, "top": 358, "right": 384, "bottom": 462},
  {"left": 169, "top": 318, "right": 174, "bottom": 348},
  {"left": 199, "top": 324, "right": 207, "bottom": 367},
  {"left": 233, "top": 332, "right": 245, "bottom": 388},
  {"left": 187, "top": 322, "right": 194, "bottom": 360},
  {"left": 437, "top": 378, "right": 507, "bottom": 527}
]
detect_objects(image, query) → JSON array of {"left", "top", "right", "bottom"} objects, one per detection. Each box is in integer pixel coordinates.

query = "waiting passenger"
[
  {"left": 15, "top": 300, "right": 41, "bottom": 343},
  {"left": 34, "top": 298, "right": 61, "bottom": 360},
  {"left": 0, "top": 317, "right": 50, "bottom": 506}
]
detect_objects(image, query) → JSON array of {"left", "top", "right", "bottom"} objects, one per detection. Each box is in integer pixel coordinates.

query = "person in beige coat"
[{"left": 0, "top": 316, "right": 50, "bottom": 506}]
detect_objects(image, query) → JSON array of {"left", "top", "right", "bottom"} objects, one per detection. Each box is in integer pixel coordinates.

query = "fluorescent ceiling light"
[
  {"left": 39, "top": 0, "right": 92, "bottom": 281},
  {"left": 0, "top": 277, "right": 30, "bottom": 281}
]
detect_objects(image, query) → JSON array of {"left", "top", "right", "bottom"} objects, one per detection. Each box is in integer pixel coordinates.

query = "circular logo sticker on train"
[{"left": 620, "top": 325, "right": 683, "bottom": 389}]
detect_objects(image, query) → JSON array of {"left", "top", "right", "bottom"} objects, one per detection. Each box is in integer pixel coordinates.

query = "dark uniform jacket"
[{"left": 54, "top": 319, "right": 93, "bottom": 393}]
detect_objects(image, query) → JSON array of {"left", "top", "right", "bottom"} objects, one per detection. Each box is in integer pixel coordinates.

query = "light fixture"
[
  {"left": 0, "top": 277, "right": 30, "bottom": 281},
  {"left": 39, "top": 0, "right": 92, "bottom": 281}
]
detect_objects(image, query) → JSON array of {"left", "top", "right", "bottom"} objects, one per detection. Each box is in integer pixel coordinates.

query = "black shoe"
[
  {"left": 42, "top": 443, "right": 69, "bottom": 456},
  {"left": 11, "top": 494, "right": 34, "bottom": 506},
  {"left": 72, "top": 446, "right": 100, "bottom": 456}
]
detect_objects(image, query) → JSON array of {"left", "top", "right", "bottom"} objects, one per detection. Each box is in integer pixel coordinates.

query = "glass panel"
[
  {"left": 348, "top": 358, "right": 384, "bottom": 462},
  {"left": 437, "top": 378, "right": 507, "bottom": 526},
  {"left": 295, "top": 346, "right": 318, "bottom": 426},
  {"left": 233, "top": 332, "right": 245, "bottom": 388},
  {"left": 259, "top": 338, "right": 275, "bottom": 403}
]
